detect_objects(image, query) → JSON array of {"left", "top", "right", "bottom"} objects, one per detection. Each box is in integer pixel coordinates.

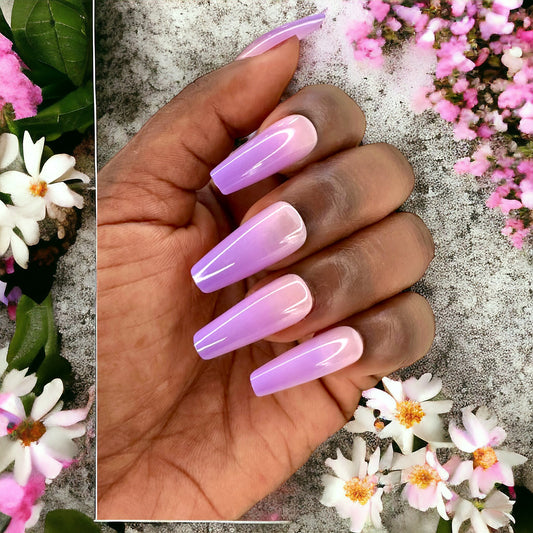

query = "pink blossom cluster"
[
  {"left": 0, "top": 35, "right": 41, "bottom": 119},
  {"left": 347, "top": 0, "right": 533, "bottom": 248}
]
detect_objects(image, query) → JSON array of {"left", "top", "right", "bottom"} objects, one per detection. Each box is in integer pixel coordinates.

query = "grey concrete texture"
[{"left": 95, "top": 0, "right": 533, "bottom": 531}]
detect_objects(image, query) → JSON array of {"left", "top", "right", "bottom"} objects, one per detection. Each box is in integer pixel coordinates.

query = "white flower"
[
  {"left": 394, "top": 446, "right": 453, "bottom": 520},
  {"left": 361, "top": 374, "right": 453, "bottom": 453},
  {"left": 0, "top": 131, "right": 88, "bottom": 220},
  {"left": 0, "top": 133, "right": 19, "bottom": 170},
  {"left": 0, "top": 378, "right": 92, "bottom": 485},
  {"left": 321, "top": 437, "right": 398, "bottom": 532},
  {"left": 448, "top": 406, "right": 526, "bottom": 498},
  {"left": 0, "top": 346, "right": 37, "bottom": 398},
  {"left": 450, "top": 490, "right": 515, "bottom": 533},
  {"left": 0, "top": 202, "right": 39, "bottom": 268}
]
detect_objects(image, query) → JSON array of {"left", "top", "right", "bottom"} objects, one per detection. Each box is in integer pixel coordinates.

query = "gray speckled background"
[{"left": 96, "top": 0, "right": 533, "bottom": 531}]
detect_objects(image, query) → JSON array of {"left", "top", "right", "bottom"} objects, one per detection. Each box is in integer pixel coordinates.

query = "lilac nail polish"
[
  {"left": 192, "top": 202, "right": 306, "bottom": 293},
  {"left": 211, "top": 114, "right": 317, "bottom": 195},
  {"left": 236, "top": 13, "right": 326, "bottom": 60},
  {"left": 194, "top": 274, "right": 312, "bottom": 360},
  {"left": 250, "top": 326, "right": 364, "bottom": 396}
]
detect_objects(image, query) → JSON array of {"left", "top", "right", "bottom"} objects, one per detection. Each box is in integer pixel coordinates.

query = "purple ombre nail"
[
  {"left": 211, "top": 114, "right": 317, "bottom": 195},
  {"left": 250, "top": 327, "right": 364, "bottom": 396},
  {"left": 194, "top": 274, "right": 312, "bottom": 360},
  {"left": 236, "top": 13, "right": 326, "bottom": 60},
  {"left": 191, "top": 202, "right": 306, "bottom": 293}
]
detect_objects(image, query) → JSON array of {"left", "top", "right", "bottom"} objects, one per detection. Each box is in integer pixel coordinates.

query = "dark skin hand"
[{"left": 97, "top": 39, "right": 435, "bottom": 520}]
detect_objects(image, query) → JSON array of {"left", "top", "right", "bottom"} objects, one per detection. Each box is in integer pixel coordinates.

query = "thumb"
[{"left": 98, "top": 38, "right": 300, "bottom": 226}]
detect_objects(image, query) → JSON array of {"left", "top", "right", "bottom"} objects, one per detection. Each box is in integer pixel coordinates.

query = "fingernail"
[
  {"left": 194, "top": 274, "right": 312, "bottom": 360},
  {"left": 191, "top": 202, "right": 306, "bottom": 293},
  {"left": 236, "top": 13, "right": 326, "bottom": 60},
  {"left": 211, "top": 114, "right": 317, "bottom": 195},
  {"left": 250, "top": 326, "right": 363, "bottom": 396}
]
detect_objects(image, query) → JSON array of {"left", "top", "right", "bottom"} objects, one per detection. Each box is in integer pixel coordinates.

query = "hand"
[{"left": 97, "top": 38, "right": 435, "bottom": 520}]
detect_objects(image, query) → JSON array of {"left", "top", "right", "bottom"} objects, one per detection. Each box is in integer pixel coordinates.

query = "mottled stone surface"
[{"left": 96, "top": 1, "right": 533, "bottom": 532}]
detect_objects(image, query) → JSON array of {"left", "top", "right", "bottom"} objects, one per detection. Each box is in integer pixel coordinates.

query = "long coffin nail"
[
  {"left": 191, "top": 202, "right": 306, "bottom": 293},
  {"left": 250, "top": 326, "right": 364, "bottom": 396},
  {"left": 236, "top": 13, "right": 326, "bottom": 60},
  {"left": 211, "top": 114, "right": 317, "bottom": 195},
  {"left": 194, "top": 274, "right": 312, "bottom": 360}
]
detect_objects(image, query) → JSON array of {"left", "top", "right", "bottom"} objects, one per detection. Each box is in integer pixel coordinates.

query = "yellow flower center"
[
  {"left": 343, "top": 475, "right": 377, "bottom": 505},
  {"left": 396, "top": 400, "right": 425, "bottom": 428},
  {"left": 374, "top": 419, "right": 385, "bottom": 432},
  {"left": 473, "top": 446, "right": 498, "bottom": 470},
  {"left": 29, "top": 180, "right": 48, "bottom": 197},
  {"left": 408, "top": 464, "right": 441, "bottom": 489},
  {"left": 12, "top": 419, "right": 46, "bottom": 446}
]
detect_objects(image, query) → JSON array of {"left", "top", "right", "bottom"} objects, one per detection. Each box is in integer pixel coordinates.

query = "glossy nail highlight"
[
  {"left": 192, "top": 202, "right": 306, "bottom": 293},
  {"left": 236, "top": 13, "right": 326, "bottom": 60},
  {"left": 250, "top": 326, "right": 364, "bottom": 396},
  {"left": 211, "top": 114, "right": 317, "bottom": 195},
  {"left": 194, "top": 274, "right": 312, "bottom": 360}
]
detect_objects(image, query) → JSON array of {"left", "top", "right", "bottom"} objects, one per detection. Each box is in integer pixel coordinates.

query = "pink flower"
[
  {"left": 0, "top": 473, "right": 45, "bottom": 533},
  {"left": 362, "top": 374, "right": 452, "bottom": 454},
  {"left": 480, "top": 11, "right": 514, "bottom": 40},
  {"left": 451, "top": 0, "right": 468, "bottom": 17},
  {"left": 450, "top": 16, "right": 476, "bottom": 36},
  {"left": 353, "top": 38, "right": 385, "bottom": 66},
  {"left": 347, "top": 21, "right": 373, "bottom": 43},
  {"left": 0, "top": 285, "right": 22, "bottom": 320},
  {"left": 436, "top": 37, "right": 475, "bottom": 78},
  {"left": 435, "top": 100, "right": 460, "bottom": 122},
  {"left": 368, "top": 0, "right": 390, "bottom": 23},
  {"left": 393, "top": 5, "right": 423, "bottom": 26},
  {"left": 0, "top": 379, "right": 92, "bottom": 485},
  {"left": 395, "top": 447, "right": 452, "bottom": 519},
  {"left": 386, "top": 17, "right": 402, "bottom": 31},
  {"left": 0, "top": 35, "right": 41, "bottom": 119},
  {"left": 501, "top": 218, "right": 530, "bottom": 248},
  {"left": 412, "top": 86, "right": 433, "bottom": 113},
  {"left": 448, "top": 407, "right": 527, "bottom": 498}
]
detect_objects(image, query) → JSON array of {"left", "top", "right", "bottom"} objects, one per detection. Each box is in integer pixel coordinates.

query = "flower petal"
[
  {"left": 0, "top": 133, "right": 19, "bottom": 169},
  {"left": 0, "top": 227, "right": 10, "bottom": 255},
  {"left": 320, "top": 474, "right": 345, "bottom": 506},
  {"left": 462, "top": 407, "right": 489, "bottom": 447},
  {"left": 345, "top": 406, "right": 376, "bottom": 434},
  {"left": 367, "top": 446, "right": 380, "bottom": 476},
  {"left": 10, "top": 233, "right": 29, "bottom": 269},
  {"left": 30, "top": 444, "right": 63, "bottom": 479},
  {"left": 363, "top": 388, "right": 397, "bottom": 418},
  {"left": 403, "top": 373, "right": 442, "bottom": 401},
  {"left": 0, "top": 438, "right": 17, "bottom": 471},
  {"left": 1, "top": 369, "right": 37, "bottom": 397},
  {"left": 452, "top": 498, "right": 474, "bottom": 533},
  {"left": 380, "top": 444, "right": 394, "bottom": 471},
  {"left": 348, "top": 501, "right": 370, "bottom": 533},
  {"left": 326, "top": 449, "right": 357, "bottom": 481},
  {"left": 421, "top": 400, "right": 453, "bottom": 414},
  {"left": 370, "top": 489, "right": 383, "bottom": 527},
  {"left": 0, "top": 346, "right": 7, "bottom": 375},
  {"left": 26, "top": 501, "right": 44, "bottom": 528},
  {"left": 352, "top": 436, "right": 368, "bottom": 478},
  {"left": 0, "top": 171, "right": 33, "bottom": 205},
  {"left": 40, "top": 426, "right": 77, "bottom": 459},
  {"left": 449, "top": 422, "right": 478, "bottom": 453},
  {"left": 448, "top": 459, "right": 473, "bottom": 485},
  {"left": 40, "top": 154, "right": 75, "bottom": 183},
  {"left": 382, "top": 377, "right": 405, "bottom": 403},
  {"left": 46, "top": 182, "right": 83, "bottom": 209},
  {"left": 470, "top": 506, "right": 490, "bottom": 533},
  {"left": 22, "top": 132, "right": 44, "bottom": 178},
  {"left": 13, "top": 444, "right": 31, "bottom": 486},
  {"left": 31, "top": 379, "right": 63, "bottom": 420},
  {"left": 495, "top": 449, "right": 527, "bottom": 467},
  {"left": 14, "top": 215, "right": 39, "bottom": 246},
  {"left": 414, "top": 414, "right": 445, "bottom": 443},
  {"left": 0, "top": 393, "right": 26, "bottom": 420}
]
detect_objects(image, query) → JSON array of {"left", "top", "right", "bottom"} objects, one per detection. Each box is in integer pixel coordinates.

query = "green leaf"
[
  {"left": 9, "top": 81, "right": 94, "bottom": 140},
  {"left": 7, "top": 296, "right": 49, "bottom": 369},
  {"left": 0, "top": 5, "right": 14, "bottom": 43},
  {"left": 0, "top": 512, "right": 10, "bottom": 533},
  {"left": 435, "top": 517, "right": 452, "bottom": 533},
  {"left": 11, "top": 0, "right": 89, "bottom": 86},
  {"left": 7, "top": 294, "right": 72, "bottom": 392},
  {"left": 44, "top": 510, "right": 101, "bottom": 533}
]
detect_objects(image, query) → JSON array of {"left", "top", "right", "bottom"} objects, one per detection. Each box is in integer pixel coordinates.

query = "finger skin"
[
  {"left": 261, "top": 212, "right": 435, "bottom": 342},
  {"left": 98, "top": 37, "right": 300, "bottom": 227},
  {"left": 241, "top": 143, "right": 415, "bottom": 269},
  {"left": 319, "top": 292, "right": 435, "bottom": 418},
  {"left": 225, "top": 84, "right": 367, "bottom": 221}
]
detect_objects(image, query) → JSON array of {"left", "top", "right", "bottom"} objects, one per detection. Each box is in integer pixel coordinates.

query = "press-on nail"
[
  {"left": 236, "top": 13, "right": 326, "bottom": 60},
  {"left": 211, "top": 114, "right": 317, "bottom": 195},
  {"left": 250, "top": 326, "right": 364, "bottom": 396},
  {"left": 192, "top": 202, "right": 306, "bottom": 293},
  {"left": 194, "top": 274, "right": 312, "bottom": 360}
]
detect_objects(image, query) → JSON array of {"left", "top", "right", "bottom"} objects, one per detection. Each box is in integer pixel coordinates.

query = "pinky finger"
[{"left": 250, "top": 292, "right": 435, "bottom": 415}]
